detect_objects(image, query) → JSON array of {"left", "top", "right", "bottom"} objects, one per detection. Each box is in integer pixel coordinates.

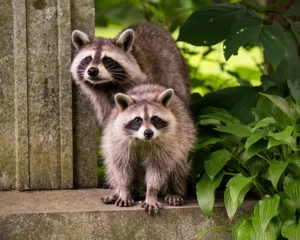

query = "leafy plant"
[{"left": 193, "top": 93, "right": 300, "bottom": 238}]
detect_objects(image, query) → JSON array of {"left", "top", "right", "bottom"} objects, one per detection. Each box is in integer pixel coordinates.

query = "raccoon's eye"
[
  {"left": 151, "top": 116, "right": 159, "bottom": 123},
  {"left": 84, "top": 56, "right": 92, "bottom": 64},
  {"left": 134, "top": 117, "right": 142, "bottom": 123},
  {"left": 102, "top": 57, "right": 113, "bottom": 63}
]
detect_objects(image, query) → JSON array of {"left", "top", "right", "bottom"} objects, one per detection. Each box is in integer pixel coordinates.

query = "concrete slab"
[{"left": 0, "top": 189, "right": 255, "bottom": 240}]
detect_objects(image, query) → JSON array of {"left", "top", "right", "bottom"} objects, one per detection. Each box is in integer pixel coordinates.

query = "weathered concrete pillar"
[{"left": 0, "top": 0, "right": 97, "bottom": 190}]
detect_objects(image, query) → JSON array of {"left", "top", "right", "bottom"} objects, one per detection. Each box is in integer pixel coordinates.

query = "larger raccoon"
[
  {"left": 101, "top": 84, "right": 196, "bottom": 214},
  {"left": 71, "top": 23, "right": 190, "bottom": 127}
]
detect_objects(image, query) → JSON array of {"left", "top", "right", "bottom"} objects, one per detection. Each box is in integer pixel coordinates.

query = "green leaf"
[
  {"left": 200, "top": 107, "right": 240, "bottom": 125},
  {"left": 260, "top": 93, "right": 296, "bottom": 121},
  {"left": 215, "top": 124, "right": 252, "bottom": 138},
  {"left": 288, "top": 19, "right": 300, "bottom": 45},
  {"left": 286, "top": 153, "right": 300, "bottom": 175},
  {"left": 195, "top": 137, "right": 222, "bottom": 151},
  {"left": 194, "top": 226, "right": 230, "bottom": 238},
  {"left": 278, "top": 199, "right": 296, "bottom": 224},
  {"left": 252, "top": 194, "right": 280, "bottom": 234},
  {"left": 283, "top": 174, "right": 300, "bottom": 211},
  {"left": 224, "top": 10, "right": 263, "bottom": 60},
  {"left": 205, "top": 150, "right": 232, "bottom": 180},
  {"left": 287, "top": 80, "right": 300, "bottom": 102},
  {"left": 258, "top": 24, "right": 287, "bottom": 70},
  {"left": 225, "top": 174, "right": 253, "bottom": 219},
  {"left": 282, "top": 220, "right": 300, "bottom": 240},
  {"left": 178, "top": 3, "right": 245, "bottom": 46},
  {"left": 262, "top": 160, "right": 289, "bottom": 191},
  {"left": 251, "top": 117, "right": 277, "bottom": 132},
  {"left": 232, "top": 218, "right": 254, "bottom": 240},
  {"left": 284, "top": 0, "right": 300, "bottom": 16},
  {"left": 199, "top": 119, "right": 222, "bottom": 127},
  {"left": 268, "top": 126, "right": 294, "bottom": 141},
  {"left": 196, "top": 172, "right": 223, "bottom": 217},
  {"left": 245, "top": 130, "right": 267, "bottom": 149},
  {"left": 241, "top": 140, "right": 268, "bottom": 163},
  {"left": 267, "top": 136, "right": 299, "bottom": 152}
]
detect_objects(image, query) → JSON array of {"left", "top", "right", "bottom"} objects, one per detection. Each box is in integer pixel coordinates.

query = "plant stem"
[
  {"left": 252, "top": 180, "right": 265, "bottom": 198},
  {"left": 256, "top": 153, "right": 270, "bottom": 164}
]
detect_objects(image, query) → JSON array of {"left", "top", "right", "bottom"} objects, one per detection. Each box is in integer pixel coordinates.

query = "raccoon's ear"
[
  {"left": 116, "top": 29, "right": 135, "bottom": 52},
  {"left": 72, "top": 30, "right": 91, "bottom": 50},
  {"left": 115, "top": 93, "right": 134, "bottom": 111},
  {"left": 157, "top": 89, "right": 174, "bottom": 108}
]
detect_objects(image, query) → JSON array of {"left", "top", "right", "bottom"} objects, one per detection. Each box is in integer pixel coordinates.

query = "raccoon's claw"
[
  {"left": 115, "top": 197, "right": 135, "bottom": 207},
  {"left": 141, "top": 201, "right": 162, "bottom": 215},
  {"left": 102, "top": 194, "right": 118, "bottom": 204},
  {"left": 165, "top": 194, "right": 184, "bottom": 206}
]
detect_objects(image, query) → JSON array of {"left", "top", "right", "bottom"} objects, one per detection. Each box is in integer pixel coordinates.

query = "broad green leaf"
[
  {"left": 260, "top": 93, "right": 295, "bottom": 121},
  {"left": 286, "top": 153, "right": 300, "bottom": 175},
  {"left": 245, "top": 130, "right": 267, "bottom": 149},
  {"left": 260, "top": 217, "right": 282, "bottom": 240},
  {"left": 267, "top": 136, "right": 299, "bottom": 152},
  {"left": 259, "top": 24, "right": 287, "bottom": 70},
  {"left": 246, "top": 157, "right": 269, "bottom": 176},
  {"left": 288, "top": 19, "right": 300, "bottom": 45},
  {"left": 194, "top": 226, "right": 230, "bottom": 238},
  {"left": 252, "top": 194, "right": 280, "bottom": 234},
  {"left": 224, "top": 10, "right": 263, "bottom": 60},
  {"left": 199, "top": 119, "right": 222, "bottom": 127},
  {"left": 232, "top": 218, "right": 254, "bottom": 240},
  {"left": 287, "top": 80, "right": 300, "bottom": 102},
  {"left": 262, "top": 160, "right": 289, "bottom": 191},
  {"left": 241, "top": 140, "right": 268, "bottom": 163},
  {"left": 283, "top": 174, "right": 300, "bottom": 211},
  {"left": 200, "top": 107, "right": 240, "bottom": 125},
  {"left": 284, "top": 0, "right": 300, "bottom": 16},
  {"left": 224, "top": 174, "right": 253, "bottom": 219},
  {"left": 251, "top": 117, "right": 276, "bottom": 132},
  {"left": 215, "top": 124, "right": 252, "bottom": 138},
  {"left": 178, "top": 3, "right": 245, "bottom": 46},
  {"left": 195, "top": 137, "right": 222, "bottom": 151},
  {"left": 196, "top": 172, "right": 223, "bottom": 217},
  {"left": 205, "top": 150, "right": 232, "bottom": 180},
  {"left": 278, "top": 199, "right": 296, "bottom": 224},
  {"left": 282, "top": 220, "right": 300, "bottom": 240},
  {"left": 268, "top": 126, "right": 294, "bottom": 141}
]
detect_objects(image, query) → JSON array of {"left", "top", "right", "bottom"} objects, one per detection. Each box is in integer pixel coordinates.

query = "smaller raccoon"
[{"left": 101, "top": 84, "right": 196, "bottom": 214}]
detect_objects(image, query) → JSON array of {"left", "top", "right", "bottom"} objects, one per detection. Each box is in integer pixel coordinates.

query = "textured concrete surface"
[
  {"left": 0, "top": 0, "right": 97, "bottom": 190},
  {"left": 0, "top": 189, "right": 255, "bottom": 240}
]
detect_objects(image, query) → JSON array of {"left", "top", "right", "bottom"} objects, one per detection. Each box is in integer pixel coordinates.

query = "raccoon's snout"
[
  {"left": 87, "top": 67, "right": 99, "bottom": 77},
  {"left": 144, "top": 129, "right": 154, "bottom": 139}
]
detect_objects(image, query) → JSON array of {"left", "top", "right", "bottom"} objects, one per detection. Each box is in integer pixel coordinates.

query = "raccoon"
[
  {"left": 71, "top": 23, "right": 190, "bottom": 127},
  {"left": 101, "top": 84, "right": 196, "bottom": 214}
]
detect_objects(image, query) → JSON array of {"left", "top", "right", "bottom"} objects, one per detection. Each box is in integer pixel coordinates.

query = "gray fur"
[
  {"left": 101, "top": 84, "right": 196, "bottom": 214},
  {"left": 71, "top": 23, "right": 190, "bottom": 128}
]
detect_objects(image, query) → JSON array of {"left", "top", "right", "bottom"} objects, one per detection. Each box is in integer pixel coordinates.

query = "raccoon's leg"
[
  {"left": 165, "top": 160, "right": 190, "bottom": 206},
  {"left": 141, "top": 167, "right": 168, "bottom": 214}
]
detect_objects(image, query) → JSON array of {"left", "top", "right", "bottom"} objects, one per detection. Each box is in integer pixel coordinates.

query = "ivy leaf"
[
  {"left": 178, "top": 3, "right": 245, "bottom": 46},
  {"left": 284, "top": 0, "right": 300, "bottom": 17},
  {"left": 196, "top": 172, "right": 223, "bottom": 218},
  {"left": 251, "top": 117, "right": 277, "bottom": 132},
  {"left": 258, "top": 24, "right": 287, "bottom": 71},
  {"left": 224, "top": 174, "right": 253, "bottom": 219},
  {"left": 224, "top": 10, "right": 263, "bottom": 60},
  {"left": 278, "top": 199, "right": 296, "bottom": 224},
  {"left": 281, "top": 220, "right": 300, "bottom": 240},
  {"left": 262, "top": 160, "right": 289, "bottom": 191},
  {"left": 204, "top": 150, "right": 232, "bottom": 180},
  {"left": 283, "top": 174, "right": 300, "bottom": 211},
  {"left": 215, "top": 124, "right": 252, "bottom": 138},
  {"left": 245, "top": 130, "right": 267, "bottom": 149},
  {"left": 252, "top": 194, "right": 280, "bottom": 234}
]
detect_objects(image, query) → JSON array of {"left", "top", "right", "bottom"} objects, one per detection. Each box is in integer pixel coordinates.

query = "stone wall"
[{"left": 0, "top": 0, "right": 98, "bottom": 190}]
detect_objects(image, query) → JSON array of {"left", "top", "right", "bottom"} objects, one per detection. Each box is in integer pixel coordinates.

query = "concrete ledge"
[{"left": 0, "top": 189, "right": 255, "bottom": 240}]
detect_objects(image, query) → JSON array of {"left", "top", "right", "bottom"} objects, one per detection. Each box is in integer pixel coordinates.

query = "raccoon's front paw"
[
  {"left": 165, "top": 194, "right": 184, "bottom": 206},
  {"left": 141, "top": 200, "right": 162, "bottom": 215},
  {"left": 115, "top": 196, "right": 135, "bottom": 207},
  {"left": 102, "top": 194, "right": 119, "bottom": 204}
]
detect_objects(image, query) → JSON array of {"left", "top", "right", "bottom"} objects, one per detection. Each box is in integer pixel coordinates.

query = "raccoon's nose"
[
  {"left": 87, "top": 67, "right": 99, "bottom": 77},
  {"left": 144, "top": 129, "right": 154, "bottom": 139}
]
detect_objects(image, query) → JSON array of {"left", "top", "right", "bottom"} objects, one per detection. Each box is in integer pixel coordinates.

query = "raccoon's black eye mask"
[{"left": 151, "top": 116, "right": 168, "bottom": 130}]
